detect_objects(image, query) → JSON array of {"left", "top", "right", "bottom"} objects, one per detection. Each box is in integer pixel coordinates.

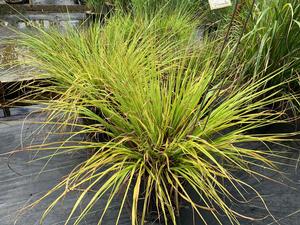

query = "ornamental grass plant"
[
  {"left": 16, "top": 8, "right": 295, "bottom": 225},
  {"left": 85, "top": 0, "right": 203, "bottom": 15},
  {"left": 239, "top": 0, "right": 299, "bottom": 81},
  {"left": 219, "top": 0, "right": 300, "bottom": 110}
]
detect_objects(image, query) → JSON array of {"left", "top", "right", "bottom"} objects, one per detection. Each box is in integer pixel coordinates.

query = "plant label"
[{"left": 209, "top": 0, "right": 232, "bottom": 10}]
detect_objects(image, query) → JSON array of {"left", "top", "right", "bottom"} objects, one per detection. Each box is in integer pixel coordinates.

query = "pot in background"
[
  {"left": 30, "top": 0, "right": 77, "bottom": 5},
  {"left": 4, "top": 0, "right": 29, "bottom": 3}
]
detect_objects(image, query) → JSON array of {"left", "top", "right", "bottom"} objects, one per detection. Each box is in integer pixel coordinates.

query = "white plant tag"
[{"left": 209, "top": 0, "right": 232, "bottom": 10}]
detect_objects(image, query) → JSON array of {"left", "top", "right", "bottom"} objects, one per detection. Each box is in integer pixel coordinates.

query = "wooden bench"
[{"left": 0, "top": 4, "right": 88, "bottom": 13}]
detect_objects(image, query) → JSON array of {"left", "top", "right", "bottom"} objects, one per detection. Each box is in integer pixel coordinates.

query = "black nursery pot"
[
  {"left": 85, "top": 11, "right": 104, "bottom": 24},
  {"left": 135, "top": 178, "right": 236, "bottom": 225},
  {"left": 5, "top": 0, "right": 29, "bottom": 3},
  {"left": 81, "top": 106, "right": 111, "bottom": 142},
  {"left": 135, "top": 177, "right": 217, "bottom": 225},
  {"left": 136, "top": 177, "right": 176, "bottom": 225},
  {"left": 85, "top": 4, "right": 113, "bottom": 25},
  {"left": 246, "top": 101, "right": 299, "bottom": 135}
]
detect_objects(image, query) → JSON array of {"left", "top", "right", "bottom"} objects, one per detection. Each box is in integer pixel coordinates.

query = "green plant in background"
[
  {"left": 243, "top": 0, "right": 299, "bottom": 77},
  {"left": 224, "top": 0, "right": 300, "bottom": 109},
  {"left": 85, "top": 0, "right": 204, "bottom": 16},
  {"left": 18, "top": 11, "right": 202, "bottom": 90},
  {"left": 18, "top": 12, "right": 294, "bottom": 225}
]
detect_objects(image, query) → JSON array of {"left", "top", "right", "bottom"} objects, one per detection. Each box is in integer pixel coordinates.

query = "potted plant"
[{"left": 16, "top": 5, "right": 294, "bottom": 225}]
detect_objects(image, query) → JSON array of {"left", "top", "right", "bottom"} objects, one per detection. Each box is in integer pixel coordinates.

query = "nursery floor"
[
  {"left": 0, "top": 108, "right": 132, "bottom": 225},
  {"left": 0, "top": 108, "right": 300, "bottom": 225}
]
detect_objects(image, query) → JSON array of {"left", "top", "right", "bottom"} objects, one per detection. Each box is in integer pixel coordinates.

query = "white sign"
[{"left": 209, "top": 0, "right": 232, "bottom": 10}]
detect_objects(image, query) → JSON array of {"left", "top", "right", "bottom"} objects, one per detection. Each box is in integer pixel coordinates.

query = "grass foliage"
[
  {"left": 17, "top": 12, "right": 295, "bottom": 225},
  {"left": 238, "top": 0, "right": 300, "bottom": 79},
  {"left": 21, "top": 13, "right": 292, "bottom": 224},
  {"left": 229, "top": 0, "right": 300, "bottom": 96},
  {"left": 85, "top": 0, "right": 203, "bottom": 16}
]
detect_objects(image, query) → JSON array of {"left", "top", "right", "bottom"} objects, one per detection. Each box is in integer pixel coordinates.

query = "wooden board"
[
  {"left": 0, "top": 4, "right": 88, "bottom": 13},
  {"left": 0, "top": 68, "right": 37, "bottom": 83}
]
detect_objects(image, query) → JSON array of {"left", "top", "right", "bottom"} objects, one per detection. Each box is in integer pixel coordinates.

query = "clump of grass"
[
  {"left": 240, "top": 0, "right": 299, "bottom": 79},
  {"left": 18, "top": 12, "right": 293, "bottom": 225},
  {"left": 220, "top": 0, "right": 300, "bottom": 110},
  {"left": 19, "top": 11, "right": 202, "bottom": 89},
  {"left": 85, "top": 0, "right": 203, "bottom": 16}
]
